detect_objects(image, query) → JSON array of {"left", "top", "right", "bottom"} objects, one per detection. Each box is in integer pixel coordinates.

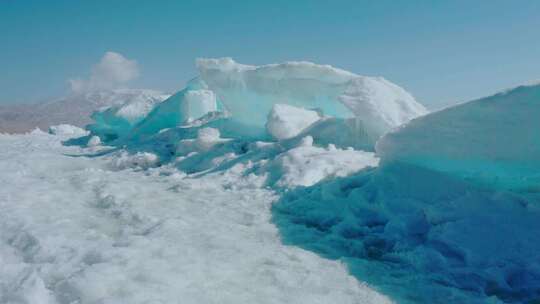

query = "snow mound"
[
  {"left": 377, "top": 83, "right": 540, "bottom": 190},
  {"left": 266, "top": 104, "right": 321, "bottom": 140},
  {"left": 197, "top": 57, "right": 427, "bottom": 143},
  {"left": 264, "top": 136, "right": 379, "bottom": 187},
  {"left": 48, "top": 124, "right": 89, "bottom": 137}
]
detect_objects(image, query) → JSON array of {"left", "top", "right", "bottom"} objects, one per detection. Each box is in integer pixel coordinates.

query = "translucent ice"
[{"left": 197, "top": 58, "right": 427, "bottom": 143}]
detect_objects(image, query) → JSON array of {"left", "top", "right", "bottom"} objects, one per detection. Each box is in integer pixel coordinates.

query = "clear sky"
[{"left": 1, "top": 0, "right": 539, "bottom": 108}]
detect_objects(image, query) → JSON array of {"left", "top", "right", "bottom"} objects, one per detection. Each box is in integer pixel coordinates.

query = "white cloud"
[{"left": 69, "top": 51, "right": 139, "bottom": 93}]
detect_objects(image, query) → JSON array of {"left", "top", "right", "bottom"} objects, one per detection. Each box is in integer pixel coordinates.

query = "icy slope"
[
  {"left": 197, "top": 58, "right": 427, "bottom": 143},
  {"left": 0, "top": 131, "right": 390, "bottom": 304},
  {"left": 376, "top": 82, "right": 540, "bottom": 190}
]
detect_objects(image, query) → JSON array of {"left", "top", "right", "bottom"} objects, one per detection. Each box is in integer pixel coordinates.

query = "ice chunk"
[
  {"left": 266, "top": 104, "right": 321, "bottom": 140},
  {"left": 182, "top": 90, "right": 218, "bottom": 122},
  {"left": 176, "top": 127, "right": 231, "bottom": 155},
  {"left": 197, "top": 58, "right": 427, "bottom": 143},
  {"left": 87, "top": 135, "right": 101, "bottom": 147},
  {"left": 195, "top": 127, "right": 222, "bottom": 150},
  {"left": 131, "top": 85, "right": 218, "bottom": 138},
  {"left": 377, "top": 82, "right": 540, "bottom": 190}
]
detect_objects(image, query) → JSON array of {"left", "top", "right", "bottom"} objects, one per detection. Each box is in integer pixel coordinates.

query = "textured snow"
[
  {"left": 0, "top": 131, "right": 391, "bottom": 304},
  {"left": 376, "top": 82, "right": 540, "bottom": 190},
  {"left": 266, "top": 104, "right": 321, "bottom": 140}
]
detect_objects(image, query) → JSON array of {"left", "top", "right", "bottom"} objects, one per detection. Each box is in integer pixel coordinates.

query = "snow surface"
[
  {"left": 266, "top": 104, "right": 321, "bottom": 140},
  {"left": 0, "top": 131, "right": 390, "bottom": 304}
]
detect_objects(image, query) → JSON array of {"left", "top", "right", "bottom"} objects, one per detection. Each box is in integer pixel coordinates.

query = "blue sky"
[{"left": 1, "top": 0, "right": 539, "bottom": 108}]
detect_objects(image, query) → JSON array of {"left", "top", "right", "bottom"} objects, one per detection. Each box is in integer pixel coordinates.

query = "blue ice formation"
[
  {"left": 273, "top": 83, "right": 540, "bottom": 303},
  {"left": 87, "top": 58, "right": 426, "bottom": 150},
  {"left": 197, "top": 58, "right": 426, "bottom": 145},
  {"left": 377, "top": 82, "right": 540, "bottom": 191}
]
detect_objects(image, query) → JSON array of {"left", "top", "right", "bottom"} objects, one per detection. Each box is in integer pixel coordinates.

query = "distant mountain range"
[{"left": 0, "top": 89, "right": 169, "bottom": 133}]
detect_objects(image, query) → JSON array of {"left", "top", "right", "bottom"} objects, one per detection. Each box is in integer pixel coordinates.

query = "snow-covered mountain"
[{"left": 0, "top": 89, "right": 169, "bottom": 134}]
